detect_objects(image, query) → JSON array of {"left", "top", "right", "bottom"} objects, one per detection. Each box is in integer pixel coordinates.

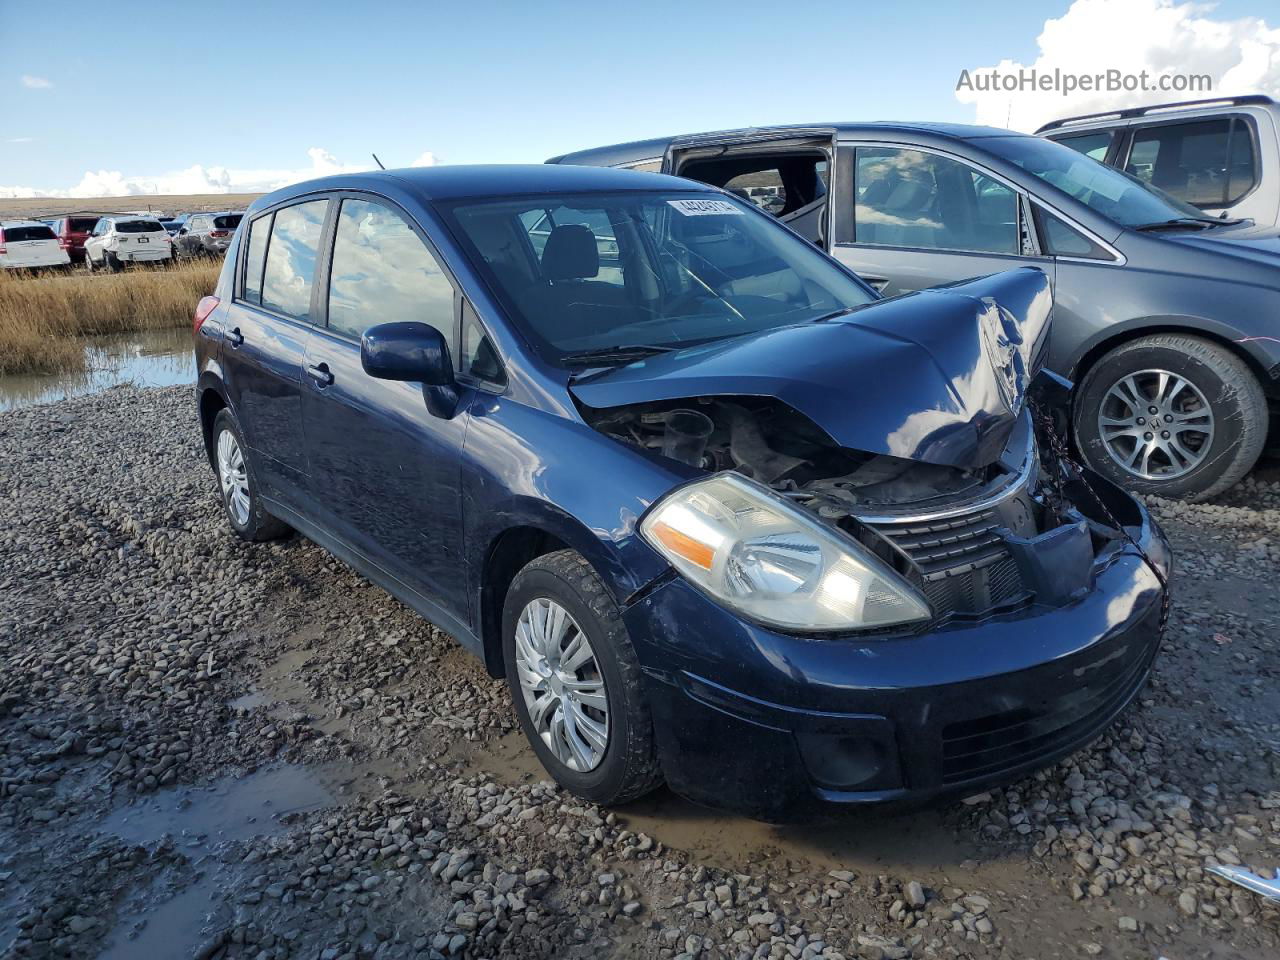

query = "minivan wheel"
[
  {"left": 1074, "top": 334, "right": 1267, "bottom": 500},
  {"left": 502, "top": 550, "right": 663, "bottom": 805},
  {"left": 210, "top": 409, "right": 290, "bottom": 541}
]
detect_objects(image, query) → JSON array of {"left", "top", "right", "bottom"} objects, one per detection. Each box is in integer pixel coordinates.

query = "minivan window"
[
  {"left": 1034, "top": 208, "right": 1111, "bottom": 259},
  {"left": 326, "top": 198, "right": 454, "bottom": 340},
  {"left": 1124, "top": 118, "right": 1257, "bottom": 208},
  {"left": 853, "top": 147, "right": 1019, "bottom": 254},
  {"left": 117, "top": 220, "right": 164, "bottom": 234},
  {"left": 442, "top": 190, "right": 876, "bottom": 364},
  {"left": 260, "top": 200, "right": 328, "bottom": 321},
  {"left": 241, "top": 213, "right": 272, "bottom": 304},
  {"left": 985, "top": 136, "right": 1206, "bottom": 228},
  {"left": 1053, "top": 131, "right": 1112, "bottom": 161}
]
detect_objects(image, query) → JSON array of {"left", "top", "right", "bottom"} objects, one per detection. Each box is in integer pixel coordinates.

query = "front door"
[
  {"left": 220, "top": 198, "right": 330, "bottom": 510},
  {"left": 301, "top": 195, "right": 470, "bottom": 614},
  {"left": 832, "top": 144, "right": 1031, "bottom": 295}
]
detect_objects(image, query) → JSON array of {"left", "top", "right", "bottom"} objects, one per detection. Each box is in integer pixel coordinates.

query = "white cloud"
[
  {"left": 20, "top": 74, "right": 52, "bottom": 89},
  {"left": 955, "top": 0, "right": 1280, "bottom": 132},
  {"left": 0, "top": 147, "right": 441, "bottom": 199},
  {"left": 7, "top": 137, "right": 34, "bottom": 144}
]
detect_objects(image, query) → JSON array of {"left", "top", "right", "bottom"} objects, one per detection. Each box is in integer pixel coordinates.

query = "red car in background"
[{"left": 48, "top": 216, "right": 102, "bottom": 264}]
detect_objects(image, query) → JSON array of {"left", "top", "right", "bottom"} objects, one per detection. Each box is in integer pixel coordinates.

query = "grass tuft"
[{"left": 0, "top": 259, "right": 220, "bottom": 375}]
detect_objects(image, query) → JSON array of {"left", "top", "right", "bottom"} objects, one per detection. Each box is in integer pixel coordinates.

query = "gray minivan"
[{"left": 550, "top": 122, "right": 1280, "bottom": 500}]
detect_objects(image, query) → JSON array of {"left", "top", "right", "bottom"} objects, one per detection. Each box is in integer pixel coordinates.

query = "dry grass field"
[
  {"left": 0, "top": 259, "right": 221, "bottom": 375},
  {"left": 0, "top": 193, "right": 262, "bottom": 220}
]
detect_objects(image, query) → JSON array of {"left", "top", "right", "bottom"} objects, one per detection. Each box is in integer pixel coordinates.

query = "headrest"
[{"left": 541, "top": 224, "right": 599, "bottom": 281}]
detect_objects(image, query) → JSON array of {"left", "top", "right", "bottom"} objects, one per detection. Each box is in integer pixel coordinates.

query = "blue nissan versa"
[{"left": 193, "top": 164, "right": 1170, "bottom": 821}]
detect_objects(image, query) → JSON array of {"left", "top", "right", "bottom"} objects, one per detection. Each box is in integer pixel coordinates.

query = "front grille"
[
  {"left": 939, "top": 646, "right": 1152, "bottom": 784},
  {"left": 861, "top": 505, "right": 1030, "bottom": 618}
]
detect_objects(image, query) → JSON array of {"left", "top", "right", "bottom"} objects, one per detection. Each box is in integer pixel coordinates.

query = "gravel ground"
[{"left": 1, "top": 384, "right": 1277, "bottom": 960}]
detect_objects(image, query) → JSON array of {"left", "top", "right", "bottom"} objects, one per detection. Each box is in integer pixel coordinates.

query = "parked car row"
[{"left": 2, "top": 210, "right": 246, "bottom": 272}]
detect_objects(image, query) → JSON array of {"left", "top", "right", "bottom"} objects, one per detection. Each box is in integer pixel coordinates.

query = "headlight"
[{"left": 639, "top": 473, "right": 931, "bottom": 631}]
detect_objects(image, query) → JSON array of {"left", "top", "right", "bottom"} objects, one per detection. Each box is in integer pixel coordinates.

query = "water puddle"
[
  {"left": 0, "top": 327, "right": 193, "bottom": 412},
  {"left": 101, "top": 764, "right": 335, "bottom": 849}
]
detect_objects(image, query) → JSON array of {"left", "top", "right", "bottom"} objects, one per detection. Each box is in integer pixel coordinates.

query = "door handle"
[
  {"left": 306, "top": 362, "right": 334, "bottom": 387},
  {"left": 227, "top": 327, "right": 244, "bottom": 347}
]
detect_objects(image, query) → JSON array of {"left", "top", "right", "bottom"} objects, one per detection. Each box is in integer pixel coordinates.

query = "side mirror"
[{"left": 361, "top": 321, "right": 454, "bottom": 386}]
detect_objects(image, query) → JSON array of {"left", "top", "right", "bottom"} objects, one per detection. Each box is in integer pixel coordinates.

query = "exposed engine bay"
[{"left": 583, "top": 395, "right": 1129, "bottom": 623}]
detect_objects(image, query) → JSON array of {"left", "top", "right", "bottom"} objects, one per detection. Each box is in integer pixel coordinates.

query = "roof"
[
  {"left": 254, "top": 164, "right": 715, "bottom": 211},
  {"left": 1035, "top": 94, "right": 1277, "bottom": 133},
  {"left": 548, "top": 122, "right": 1032, "bottom": 166}
]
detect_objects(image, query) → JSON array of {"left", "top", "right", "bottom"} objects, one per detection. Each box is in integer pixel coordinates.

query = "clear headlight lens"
[{"left": 639, "top": 473, "right": 931, "bottom": 631}]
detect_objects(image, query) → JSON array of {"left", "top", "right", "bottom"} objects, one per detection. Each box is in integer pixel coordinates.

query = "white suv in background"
[
  {"left": 0, "top": 220, "right": 71, "bottom": 270},
  {"left": 1037, "top": 95, "right": 1280, "bottom": 228},
  {"left": 84, "top": 216, "right": 173, "bottom": 271}
]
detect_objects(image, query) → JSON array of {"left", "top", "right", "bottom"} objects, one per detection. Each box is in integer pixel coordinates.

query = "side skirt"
[{"left": 262, "top": 496, "right": 484, "bottom": 661}]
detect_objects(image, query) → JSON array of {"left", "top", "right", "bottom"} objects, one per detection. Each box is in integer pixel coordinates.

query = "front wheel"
[
  {"left": 211, "top": 409, "right": 290, "bottom": 541},
  {"left": 502, "top": 550, "right": 663, "bottom": 806},
  {"left": 1074, "top": 334, "right": 1267, "bottom": 500}
]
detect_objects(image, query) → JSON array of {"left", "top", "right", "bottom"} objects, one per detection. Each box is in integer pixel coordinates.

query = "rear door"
[
  {"left": 220, "top": 197, "right": 330, "bottom": 512},
  {"left": 301, "top": 193, "right": 471, "bottom": 612},
  {"left": 831, "top": 143, "right": 1033, "bottom": 295}
]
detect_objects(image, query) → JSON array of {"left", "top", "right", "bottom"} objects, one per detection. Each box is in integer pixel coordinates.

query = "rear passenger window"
[
  {"left": 261, "top": 200, "right": 328, "bottom": 320},
  {"left": 241, "top": 213, "right": 271, "bottom": 304},
  {"left": 1125, "top": 118, "right": 1257, "bottom": 207},
  {"left": 327, "top": 198, "right": 454, "bottom": 340}
]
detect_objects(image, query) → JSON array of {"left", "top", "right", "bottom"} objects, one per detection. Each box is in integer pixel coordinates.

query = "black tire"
[
  {"left": 210, "top": 409, "right": 290, "bottom": 541},
  {"left": 104, "top": 251, "right": 122, "bottom": 273},
  {"left": 502, "top": 549, "right": 663, "bottom": 806},
  {"left": 1074, "top": 334, "right": 1267, "bottom": 500},
  {"left": 83, "top": 251, "right": 95, "bottom": 273}
]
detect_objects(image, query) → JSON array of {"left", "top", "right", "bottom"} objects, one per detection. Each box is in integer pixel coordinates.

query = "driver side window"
[{"left": 853, "top": 147, "right": 1020, "bottom": 255}]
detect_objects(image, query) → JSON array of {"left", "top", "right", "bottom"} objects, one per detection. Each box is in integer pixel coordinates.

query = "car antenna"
[{"left": 372, "top": 153, "right": 386, "bottom": 171}]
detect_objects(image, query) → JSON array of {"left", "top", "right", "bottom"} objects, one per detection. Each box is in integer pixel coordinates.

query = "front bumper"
[{"left": 622, "top": 481, "right": 1169, "bottom": 821}]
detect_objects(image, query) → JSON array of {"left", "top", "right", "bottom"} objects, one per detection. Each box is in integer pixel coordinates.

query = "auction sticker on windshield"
[{"left": 668, "top": 199, "right": 744, "bottom": 216}]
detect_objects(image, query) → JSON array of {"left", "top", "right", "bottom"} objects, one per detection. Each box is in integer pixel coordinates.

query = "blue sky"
[{"left": 2, "top": 0, "right": 1276, "bottom": 196}]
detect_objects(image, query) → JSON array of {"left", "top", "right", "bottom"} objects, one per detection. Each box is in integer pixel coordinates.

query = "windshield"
[
  {"left": 441, "top": 191, "right": 876, "bottom": 365},
  {"left": 985, "top": 136, "right": 1207, "bottom": 228}
]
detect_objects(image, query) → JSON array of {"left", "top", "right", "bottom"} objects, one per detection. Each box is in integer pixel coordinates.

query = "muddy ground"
[{"left": 1, "top": 385, "right": 1277, "bottom": 960}]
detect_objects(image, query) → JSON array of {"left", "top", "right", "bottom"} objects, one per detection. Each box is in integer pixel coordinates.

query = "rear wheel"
[
  {"left": 1074, "top": 334, "right": 1267, "bottom": 500},
  {"left": 211, "top": 409, "right": 290, "bottom": 541},
  {"left": 83, "top": 250, "right": 95, "bottom": 273},
  {"left": 104, "top": 250, "right": 122, "bottom": 272},
  {"left": 502, "top": 550, "right": 663, "bottom": 806}
]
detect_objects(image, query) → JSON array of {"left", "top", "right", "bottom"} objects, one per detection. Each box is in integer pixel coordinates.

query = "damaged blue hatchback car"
[{"left": 193, "top": 165, "right": 1169, "bottom": 820}]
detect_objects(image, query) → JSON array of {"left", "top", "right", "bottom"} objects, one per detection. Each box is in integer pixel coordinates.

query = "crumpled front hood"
[{"left": 569, "top": 267, "right": 1053, "bottom": 469}]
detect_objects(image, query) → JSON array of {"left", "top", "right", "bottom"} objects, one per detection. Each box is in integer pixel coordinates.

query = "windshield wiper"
[
  {"left": 1134, "top": 217, "right": 1220, "bottom": 232},
  {"left": 809, "top": 307, "right": 861, "bottom": 323},
  {"left": 560, "top": 344, "right": 676, "bottom": 367}
]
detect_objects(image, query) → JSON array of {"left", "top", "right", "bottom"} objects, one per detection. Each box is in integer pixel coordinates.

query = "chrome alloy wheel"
[
  {"left": 216, "top": 428, "right": 251, "bottom": 526},
  {"left": 514, "top": 597, "right": 610, "bottom": 772},
  {"left": 1098, "top": 369, "right": 1214, "bottom": 480}
]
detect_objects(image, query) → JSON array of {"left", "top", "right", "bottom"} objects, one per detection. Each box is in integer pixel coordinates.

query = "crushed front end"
[{"left": 574, "top": 270, "right": 1170, "bottom": 820}]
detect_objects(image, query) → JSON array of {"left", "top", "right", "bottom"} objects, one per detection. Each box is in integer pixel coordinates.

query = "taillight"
[
  {"left": 193, "top": 296, "right": 220, "bottom": 336},
  {"left": 59, "top": 237, "right": 70, "bottom": 248},
  {"left": 0, "top": 229, "right": 6, "bottom": 255},
  {"left": 209, "top": 230, "right": 229, "bottom": 238}
]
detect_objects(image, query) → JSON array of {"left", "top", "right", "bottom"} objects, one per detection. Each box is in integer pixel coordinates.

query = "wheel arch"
[
  {"left": 473, "top": 504, "right": 665, "bottom": 679},
  {"left": 197, "top": 375, "right": 228, "bottom": 469},
  {"left": 1069, "top": 320, "right": 1276, "bottom": 399}
]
